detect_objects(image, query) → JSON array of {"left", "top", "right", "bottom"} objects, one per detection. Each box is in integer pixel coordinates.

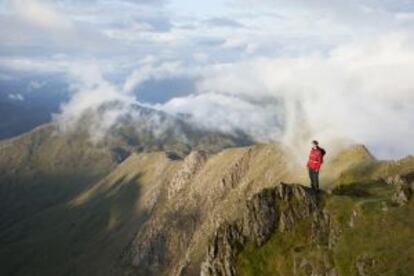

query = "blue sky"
[{"left": 1, "top": 0, "right": 414, "bottom": 159}]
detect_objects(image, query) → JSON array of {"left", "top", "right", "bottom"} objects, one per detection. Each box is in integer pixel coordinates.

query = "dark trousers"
[{"left": 308, "top": 168, "right": 320, "bottom": 190}]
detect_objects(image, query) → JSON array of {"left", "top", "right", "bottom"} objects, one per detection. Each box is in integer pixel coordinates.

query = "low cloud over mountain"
[{"left": 1, "top": 0, "right": 414, "bottom": 159}]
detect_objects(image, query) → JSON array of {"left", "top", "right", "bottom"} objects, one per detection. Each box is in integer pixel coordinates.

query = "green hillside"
[{"left": 231, "top": 158, "right": 414, "bottom": 276}]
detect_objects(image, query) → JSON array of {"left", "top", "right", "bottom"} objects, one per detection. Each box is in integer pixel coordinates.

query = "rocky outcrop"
[
  {"left": 385, "top": 174, "right": 408, "bottom": 186},
  {"left": 200, "top": 175, "right": 414, "bottom": 276},
  {"left": 200, "top": 183, "right": 320, "bottom": 276},
  {"left": 220, "top": 148, "right": 252, "bottom": 189},
  {"left": 355, "top": 254, "right": 376, "bottom": 276},
  {"left": 168, "top": 151, "right": 208, "bottom": 199},
  {"left": 384, "top": 173, "right": 413, "bottom": 206},
  {"left": 392, "top": 181, "right": 413, "bottom": 206}
]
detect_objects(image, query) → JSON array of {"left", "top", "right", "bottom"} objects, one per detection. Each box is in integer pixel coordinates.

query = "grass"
[
  {"left": 330, "top": 195, "right": 414, "bottom": 275},
  {"left": 235, "top": 177, "right": 414, "bottom": 276},
  {"left": 237, "top": 217, "right": 314, "bottom": 276}
]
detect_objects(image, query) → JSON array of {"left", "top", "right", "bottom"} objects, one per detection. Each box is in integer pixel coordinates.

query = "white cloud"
[
  {"left": 123, "top": 61, "right": 186, "bottom": 93},
  {"left": 154, "top": 31, "right": 414, "bottom": 159},
  {"left": 11, "top": 0, "right": 73, "bottom": 30},
  {"left": 155, "top": 93, "right": 283, "bottom": 140},
  {"left": 27, "top": 80, "right": 47, "bottom": 91},
  {"left": 55, "top": 63, "right": 134, "bottom": 140},
  {"left": 8, "top": 93, "right": 24, "bottom": 101}
]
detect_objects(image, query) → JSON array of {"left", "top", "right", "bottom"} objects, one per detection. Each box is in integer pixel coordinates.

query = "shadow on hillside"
[
  {"left": 0, "top": 173, "right": 149, "bottom": 276},
  {"left": 404, "top": 171, "right": 414, "bottom": 183},
  {"left": 331, "top": 181, "right": 381, "bottom": 197},
  {"left": 0, "top": 170, "right": 106, "bottom": 233}
]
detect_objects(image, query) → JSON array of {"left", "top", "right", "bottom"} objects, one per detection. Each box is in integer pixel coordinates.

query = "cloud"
[
  {"left": 55, "top": 63, "right": 134, "bottom": 140},
  {"left": 0, "top": 57, "right": 69, "bottom": 74},
  {"left": 47, "top": 28, "right": 414, "bottom": 160},
  {"left": 2, "top": 0, "right": 414, "bottom": 160},
  {"left": 123, "top": 61, "right": 187, "bottom": 93},
  {"left": 28, "top": 80, "right": 47, "bottom": 91},
  {"left": 155, "top": 93, "right": 283, "bottom": 138},
  {"left": 153, "top": 31, "right": 414, "bottom": 159},
  {"left": 10, "top": 0, "right": 73, "bottom": 30},
  {"left": 8, "top": 93, "right": 24, "bottom": 101},
  {"left": 204, "top": 17, "right": 244, "bottom": 28}
]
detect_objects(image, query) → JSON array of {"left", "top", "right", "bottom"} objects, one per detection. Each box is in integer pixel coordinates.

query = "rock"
[
  {"left": 381, "top": 201, "right": 389, "bottom": 212},
  {"left": 168, "top": 150, "right": 208, "bottom": 199},
  {"left": 111, "top": 147, "right": 130, "bottom": 163},
  {"left": 392, "top": 182, "right": 413, "bottom": 206},
  {"left": 349, "top": 209, "right": 358, "bottom": 228},
  {"left": 200, "top": 223, "right": 245, "bottom": 276},
  {"left": 242, "top": 188, "right": 278, "bottom": 246},
  {"left": 385, "top": 174, "right": 408, "bottom": 186},
  {"left": 311, "top": 210, "right": 331, "bottom": 246},
  {"left": 356, "top": 254, "right": 376, "bottom": 276},
  {"left": 299, "top": 259, "right": 313, "bottom": 275},
  {"left": 293, "top": 253, "right": 337, "bottom": 276},
  {"left": 220, "top": 148, "right": 252, "bottom": 189},
  {"left": 201, "top": 183, "right": 319, "bottom": 276}
]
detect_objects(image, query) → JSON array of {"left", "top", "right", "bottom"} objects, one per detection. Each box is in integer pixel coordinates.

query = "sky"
[{"left": 1, "top": 0, "right": 414, "bottom": 159}]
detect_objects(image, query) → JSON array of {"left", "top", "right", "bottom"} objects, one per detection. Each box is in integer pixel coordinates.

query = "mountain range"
[{"left": 0, "top": 104, "right": 413, "bottom": 276}]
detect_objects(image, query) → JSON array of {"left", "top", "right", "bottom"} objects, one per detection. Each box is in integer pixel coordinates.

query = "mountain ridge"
[{"left": 0, "top": 117, "right": 413, "bottom": 275}]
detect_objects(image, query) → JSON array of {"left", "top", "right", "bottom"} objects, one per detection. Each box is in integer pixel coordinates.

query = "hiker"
[{"left": 307, "top": 140, "right": 326, "bottom": 191}]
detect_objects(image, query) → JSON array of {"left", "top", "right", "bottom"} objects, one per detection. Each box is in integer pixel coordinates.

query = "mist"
[
  {"left": 2, "top": 0, "right": 413, "bottom": 160},
  {"left": 55, "top": 31, "right": 414, "bottom": 161},
  {"left": 157, "top": 32, "right": 414, "bottom": 160}
]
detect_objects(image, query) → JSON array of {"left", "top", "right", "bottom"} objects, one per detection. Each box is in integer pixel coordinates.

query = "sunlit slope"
[
  {"left": 234, "top": 160, "right": 414, "bottom": 276},
  {"left": 0, "top": 104, "right": 250, "bottom": 232},
  {"left": 0, "top": 139, "right": 380, "bottom": 276},
  {"left": 117, "top": 143, "right": 375, "bottom": 275}
]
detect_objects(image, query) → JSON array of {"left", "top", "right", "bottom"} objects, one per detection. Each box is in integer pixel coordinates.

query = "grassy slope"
[
  {"left": 117, "top": 144, "right": 375, "bottom": 275},
  {"left": 0, "top": 152, "right": 182, "bottom": 276},
  {"left": 0, "top": 130, "right": 386, "bottom": 276},
  {"left": 0, "top": 113, "right": 251, "bottom": 276},
  {"left": 0, "top": 112, "right": 248, "bottom": 227},
  {"left": 236, "top": 157, "right": 414, "bottom": 276},
  {"left": 0, "top": 125, "right": 116, "bottom": 230}
]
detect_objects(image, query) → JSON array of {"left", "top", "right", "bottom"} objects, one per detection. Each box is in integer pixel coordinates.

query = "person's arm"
[{"left": 316, "top": 150, "right": 322, "bottom": 171}]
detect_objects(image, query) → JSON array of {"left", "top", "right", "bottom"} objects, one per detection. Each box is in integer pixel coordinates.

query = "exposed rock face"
[
  {"left": 384, "top": 173, "right": 413, "bottom": 206},
  {"left": 201, "top": 183, "right": 320, "bottom": 276},
  {"left": 168, "top": 151, "right": 208, "bottom": 199},
  {"left": 201, "top": 223, "right": 246, "bottom": 276},
  {"left": 355, "top": 254, "right": 376, "bottom": 276},
  {"left": 392, "top": 181, "right": 413, "bottom": 206},
  {"left": 385, "top": 174, "right": 408, "bottom": 186},
  {"left": 220, "top": 148, "right": 252, "bottom": 189}
]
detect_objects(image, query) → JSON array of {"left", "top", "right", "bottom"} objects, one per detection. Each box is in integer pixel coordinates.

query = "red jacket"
[{"left": 307, "top": 147, "right": 324, "bottom": 170}]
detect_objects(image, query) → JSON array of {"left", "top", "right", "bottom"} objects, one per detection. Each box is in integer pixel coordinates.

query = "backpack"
[{"left": 320, "top": 147, "right": 326, "bottom": 163}]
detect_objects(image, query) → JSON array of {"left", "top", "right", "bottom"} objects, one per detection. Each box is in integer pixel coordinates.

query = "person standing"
[{"left": 307, "top": 140, "right": 326, "bottom": 191}]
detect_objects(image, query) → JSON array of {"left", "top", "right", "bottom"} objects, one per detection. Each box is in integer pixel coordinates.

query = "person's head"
[{"left": 312, "top": 140, "right": 319, "bottom": 148}]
